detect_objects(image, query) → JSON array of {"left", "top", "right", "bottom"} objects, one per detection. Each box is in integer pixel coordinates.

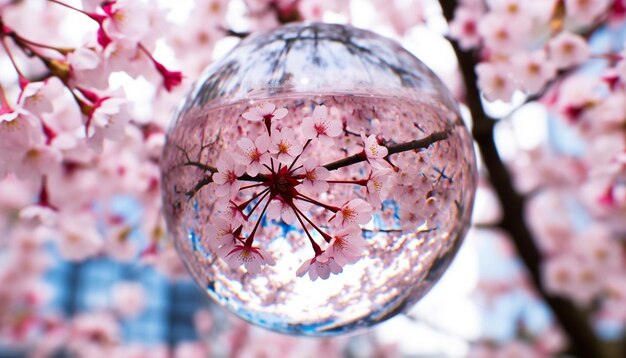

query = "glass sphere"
[{"left": 161, "top": 22, "right": 477, "bottom": 336}]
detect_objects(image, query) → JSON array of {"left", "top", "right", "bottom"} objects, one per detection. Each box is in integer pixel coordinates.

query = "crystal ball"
[{"left": 161, "top": 23, "right": 477, "bottom": 336}]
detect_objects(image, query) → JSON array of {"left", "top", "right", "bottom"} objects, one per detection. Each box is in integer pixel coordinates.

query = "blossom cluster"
[
  {"left": 200, "top": 102, "right": 409, "bottom": 280},
  {"left": 453, "top": 0, "right": 626, "bottom": 322},
  {"left": 447, "top": 0, "right": 626, "bottom": 356}
]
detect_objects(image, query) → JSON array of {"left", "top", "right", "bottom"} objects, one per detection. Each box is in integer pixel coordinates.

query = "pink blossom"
[
  {"left": 366, "top": 165, "right": 395, "bottom": 208},
  {"left": 215, "top": 199, "right": 247, "bottom": 224},
  {"left": 512, "top": 50, "right": 557, "bottom": 94},
  {"left": 332, "top": 199, "right": 373, "bottom": 227},
  {"left": 18, "top": 80, "right": 54, "bottom": 117},
  {"left": 302, "top": 105, "right": 342, "bottom": 143},
  {"left": 322, "top": 225, "right": 367, "bottom": 267},
  {"left": 101, "top": 0, "right": 151, "bottom": 42},
  {"left": 67, "top": 47, "right": 109, "bottom": 89},
  {"left": 55, "top": 213, "right": 103, "bottom": 261},
  {"left": 476, "top": 62, "right": 516, "bottom": 102},
  {"left": 298, "top": 0, "right": 326, "bottom": 21},
  {"left": 14, "top": 145, "right": 62, "bottom": 182},
  {"left": 0, "top": 108, "right": 42, "bottom": 151},
  {"left": 548, "top": 32, "right": 590, "bottom": 69},
  {"left": 477, "top": 13, "right": 529, "bottom": 52},
  {"left": 224, "top": 244, "right": 275, "bottom": 274},
  {"left": 242, "top": 102, "right": 288, "bottom": 123},
  {"left": 213, "top": 154, "right": 246, "bottom": 198},
  {"left": 203, "top": 217, "right": 239, "bottom": 254},
  {"left": 361, "top": 133, "right": 388, "bottom": 165},
  {"left": 296, "top": 255, "right": 343, "bottom": 281},
  {"left": 542, "top": 254, "right": 602, "bottom": 305},
  {"left": 86, "top": 93, "right": 131, "bottom": 141},
  {"left": 237, "top": 134, "right": 271, "bottom": 176},
  {"left": 266, "top": 196, "right": 296, "bottom": 224},
  {"left": 269, "top": 128, "right": 303, "bottom": 164},
  {"left": 565, "top": 0, "right": 611, "bottom": 25},
  {"left": 103, "top": 39, "right": 149, "bottom": 77},
  {"left": 294, "top": 157, "right": 330, "bottom": 194},
  {"left": 448, "top": 6, "right": 482, "bottom": 50},
  {"left": 266, "top": 197, "right": 310, "bottom": 225}
]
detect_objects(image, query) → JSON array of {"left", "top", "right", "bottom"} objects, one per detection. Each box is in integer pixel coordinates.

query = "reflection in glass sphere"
[{"left": 160, "top": 23, "right": 477, "bottom": 336}]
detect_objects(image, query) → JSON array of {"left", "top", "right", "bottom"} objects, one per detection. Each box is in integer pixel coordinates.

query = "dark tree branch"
[
  {"left": 323, "top": 130, "right": 449, "bottom": 171},
  {"left": 183, "top": 130, "right": 449, "bottom": 197},
  {"left": 439, "top": 2, "right": 608, "bottom": 357}
]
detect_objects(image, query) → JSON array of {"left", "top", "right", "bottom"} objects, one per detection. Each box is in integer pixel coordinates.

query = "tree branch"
[
  {"left": 439, "top": 2, "right": 608, "bottom": 357},
  {"left": 323, "top": 130, "right": 449, "bottom": 171}
]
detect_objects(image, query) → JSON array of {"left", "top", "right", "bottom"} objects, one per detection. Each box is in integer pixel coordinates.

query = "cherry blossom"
[
  {"left": 301, "top": 104, "right": 342, "bottom": 143},
  {"left": 213, "top": 154, "right": 246, "bottom": 198},
  {"left": 448, "top": 6, "right": 482, "bottom": 50},
  {"left": 242, "top": 102, "right": 288, "bottom": 124},
  {"left": 85, "top": 91, "right": 131, "bottom": 141},
  {"left": 331, "top": 199, "right": 373, "bottom": 227},
  {"left": 477, "top": 12, "right": 529, "bottom": 53},
  {"left": 296, "top": 255, "right": 343, "bottom": 281},
  {"left": 0, "top": 108, "right": 42, "bottom": 151},
  {"left": 547, "top": 32, "right": 590, "bottom": 69},
  {"left": 18, "top": 80, "right": 55, "bottom": 117},
  {"left": 366, "top": 165, "right": 395, "bottom": 208},
  {"left": 294, "top": 157, "right": 330, "bottom": 194},
  {"left": 475, "top": 62, "right": 516, "bottom": 102},
  {"left": 361, "top": 133, "right": 388, "bottom": 166},
  {"left": 269, "top": 127, "right": 303, "bottom": 164},
  {"left": 565, "top": 0, "right": 612, "bottom": 25},
  {"left": 202, "top": 217, "right": 240, "bottom": 253},
  {"left": 101, "top": 0, "right": 152, "bottom": 42},
  {"left": 224, "top": 244, "right": 276, "bottom": 273},
  {"left": 14, "top": 145, "right": 62, "bottom": 182},
  {"left": 512, "top": 50, "right": 557, "bottom": 94},
  {"left": 266, "top": 196, "right": 297, "bottom": 224},
  {"left": 237, "top": 134, "right": 271, "bottom": 176},
  {"left": 321, "top": 225, "right": 367, "bottom": 267}
]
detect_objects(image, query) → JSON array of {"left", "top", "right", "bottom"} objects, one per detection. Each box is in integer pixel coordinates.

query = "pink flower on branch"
[
  {"left": 266, "top": 196, "right": 311, "bottom": 225},
  {"left": 18, "top": 80, "right": 55, "bottom": 117},
  {"left": 224, "top": 244, "right": 275, "bottom": 274},
  {"left": 213, "top": 154, "right": 246, "bottom": 198},
  {"left": 302, "top": 105, "right": 342, "bottom": 143},
  {"left": 294, "top": 158, "right": 330, "bottom": 194},
  {"left": 242, "top": 102, "right": 288, "bottom": 133},
  {"left": 237, "top": 134, "right": 271, "bottom": 176},
  {"left": 296, "top": 255, "right": 343, "bottom": 281},
  {"left": 565, "top": 0, "right": 612, "bottom": 26},
  {"left": 331, "top": 199, "right": 373, "bottom": 227},
  {"left": 269, "top": 128, "right": 303, "bottom": 165},
  {"left": 361, "top": 133, "right": 389, "bottom": 166},
  {"left": 548, "top": 32, "right": 590, "bottom": 69},
  {"left": 366, "top": 165, "right": 395, "bottom": 208},
  {"left": 203, "top": 217, "right": 241, "bottom": 253},
  {"left": 448, "top": 6, "right": 482, "bottom": 50},
  {"left": 476, "top": 62, "right": 516, "bottom": 102},
  {"left": 321, "top": 225, "right": 367, "bottom": 267}
]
